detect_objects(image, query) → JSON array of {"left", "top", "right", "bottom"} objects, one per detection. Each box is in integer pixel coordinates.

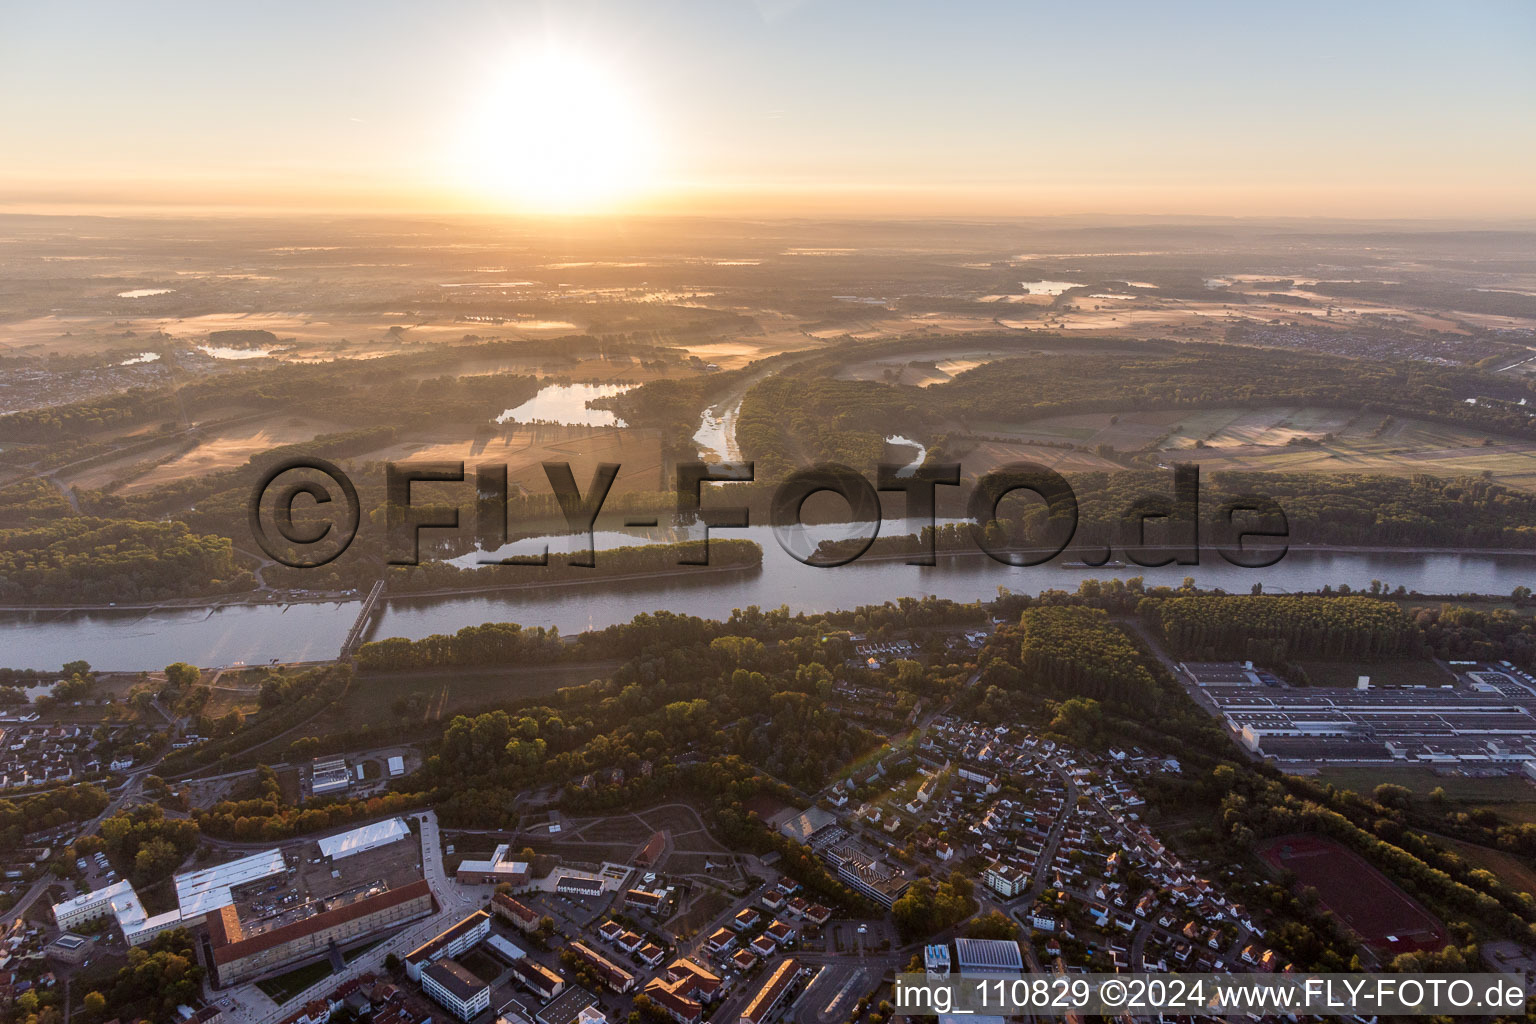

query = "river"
[{"left": 3, "top": 522, "right": 1534, "bottom": 671}]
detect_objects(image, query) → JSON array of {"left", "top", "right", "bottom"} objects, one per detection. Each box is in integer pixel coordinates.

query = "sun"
[{"left": 457, "top": 46, "right": 659, "bottom": 214}]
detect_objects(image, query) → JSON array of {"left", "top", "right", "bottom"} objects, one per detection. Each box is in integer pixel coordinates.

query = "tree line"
[{"left": 1146, "top": 594, "right": 1419, "bottom": 663}]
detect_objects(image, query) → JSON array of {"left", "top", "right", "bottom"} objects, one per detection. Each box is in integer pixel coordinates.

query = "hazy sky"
[{"left": 3, "top": 0, "right": 1533, "bottom": 217}]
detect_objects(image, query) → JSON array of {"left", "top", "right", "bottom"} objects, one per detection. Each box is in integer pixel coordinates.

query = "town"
[
  {"left": 6, "top": 589, "right": 1536, "bottom": 1024},
  {"left": 3, "top": 709, "right": 1304, "bottom": 1024}
]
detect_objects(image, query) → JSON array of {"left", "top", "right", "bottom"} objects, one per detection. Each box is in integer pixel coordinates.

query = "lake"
[{"left": 495, "top": 383, "right": 634, "bottom": 426}]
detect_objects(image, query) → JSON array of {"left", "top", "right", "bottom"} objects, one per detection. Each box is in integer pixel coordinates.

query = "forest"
[
  {"left": 195, "top": 765, "right": 427, "bottom": 841},
  {"left": 0, "top": 784, "right": 110, "bottom": 851},
  {"left": 0, "top": 517, "right": 245, "bottom": 603},
  {"left": 203, "top": 605, "right": 979, "bottom": 838},
  {"left": 1414, "top": 601, "right": 1536, "bottom": 669},
  {"left": 1146, "top": 594, "right": 1421, "bottom": 663},
  {"left": 1013, "top": 606, "right": 1162, "bottom": 709}
]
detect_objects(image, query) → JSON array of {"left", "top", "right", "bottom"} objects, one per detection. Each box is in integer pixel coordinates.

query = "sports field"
[{"left": 1258, "top": 834, "right": 1446, "bottom": 955}]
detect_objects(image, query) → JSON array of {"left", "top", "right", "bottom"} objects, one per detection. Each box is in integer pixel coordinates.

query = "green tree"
[{"left": 164, "top": 662, "right": 201, "bottom": 689}]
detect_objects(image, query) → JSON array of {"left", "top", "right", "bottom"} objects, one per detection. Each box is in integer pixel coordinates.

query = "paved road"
[
  {"left": 1025, "top": 764, "right": 1078, "bottom": 904},
  {"left": 11, "top": 763, "right": 160, "bottom": 921}
]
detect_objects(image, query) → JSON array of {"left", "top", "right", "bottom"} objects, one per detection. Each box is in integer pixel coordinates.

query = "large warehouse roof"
[
  {"left": 175, "top": 849, "right": 285, "bottom": 918},
  {"left": 953, "top": 937, "right": 1024, "bottom": 972},
  {"left": 318, "top": 817, "right": 411, "bottom": 860}
]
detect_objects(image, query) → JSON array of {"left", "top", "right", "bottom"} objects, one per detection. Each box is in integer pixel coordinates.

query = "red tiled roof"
[
  {"left": 494, "top": 892, "right": 539, "bottom": 924},
  {"left": 635, "top": 832, "right": 666, "bottom": 867}
]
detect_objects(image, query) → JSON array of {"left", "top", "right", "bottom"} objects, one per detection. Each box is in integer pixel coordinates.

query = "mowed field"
[{"left": 1257, "top": 834, "right": 1447, "bottom": 954}]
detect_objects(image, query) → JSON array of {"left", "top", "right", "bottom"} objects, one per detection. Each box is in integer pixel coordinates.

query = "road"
[
  {"left": 11, "top": 761, "right": 161, "bottom": 921},
  {"left": 1024, "top": 763, "right": 1079, "bottom": 904},
  {"left": 1118, "top": 617, "right": 1261, "bottom": 760}
]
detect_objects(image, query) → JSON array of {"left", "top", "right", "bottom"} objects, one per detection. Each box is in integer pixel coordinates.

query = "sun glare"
[{"left": 457, "top": 46, "right": 658, "bottom": 214}]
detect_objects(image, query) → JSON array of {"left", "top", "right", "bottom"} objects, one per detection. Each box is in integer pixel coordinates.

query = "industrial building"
[
  {"left": 1209, "top": 684, "right": 1536, "bottom": 766},
  {"left": 776, "top": 807, "right": 840, "bottom": 846},
  {"left": 537, "top": 986, "right": 599, "bottom": 1024},
  {"left": 1180, "top": 661, "right": 1274, "bottom": 687},
  {"left": 318, "top": 818, "right": 411, "bottom": 861},
  {"left": 312, "top": 756, "right": 352, "bottom": 796},
  {"left": 174, "top": 848, "right": 286, "bottom": 920},
  {"left": 487, "top": 933, "right": 526, "bottom": 962},
  {"left": 953, "top": 938, "right": 1024, "bottom": 973}
]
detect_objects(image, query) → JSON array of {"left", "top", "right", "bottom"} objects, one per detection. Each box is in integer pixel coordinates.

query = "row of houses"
[
  {"left": 0, "top": 723, "right": 136, "bottom": 791},
  {"left": 923, "top": 716, "right": 1281, "bottom": 976}
]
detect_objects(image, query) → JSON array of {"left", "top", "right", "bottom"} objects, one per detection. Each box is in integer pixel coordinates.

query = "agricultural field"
[
  {"left": 112, "top": 415, "right": 351, "bottom": 493},
  {"left": 951, "top": 437, "right": 1127, "bottom": 474},
  {"left": 834, "top": 348, "right": 1011, "bottom": 385}
]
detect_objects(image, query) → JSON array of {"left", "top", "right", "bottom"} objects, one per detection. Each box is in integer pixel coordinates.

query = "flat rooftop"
[{"left": 175, "top": 849, "right": 285, "bottom": 918}]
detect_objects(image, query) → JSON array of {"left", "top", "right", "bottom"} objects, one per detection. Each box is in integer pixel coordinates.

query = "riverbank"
[
  {"left": 8, "top": 547, "right": 1535, "bottom": 672},
  {"left": 6, "top": 541, "right": 1534, "bottom": 615},
  {"left": 834, "top": 540, "right": 1536, "bottom": 568}
]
